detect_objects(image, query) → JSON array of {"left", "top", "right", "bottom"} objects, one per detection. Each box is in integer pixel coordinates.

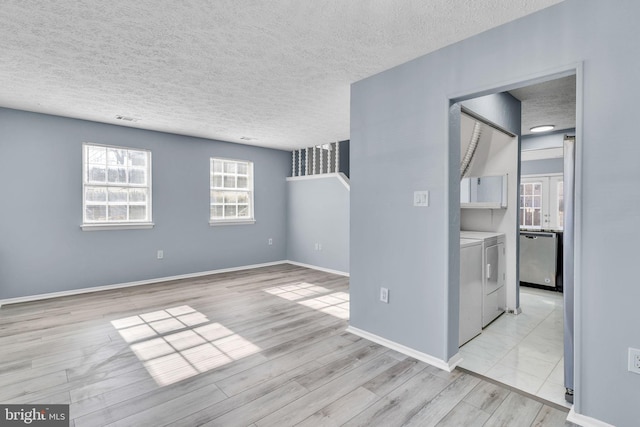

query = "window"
[
  {"left": 519, "top": 181, "right": 542, "bottom": 228},
  {"left": 210, "top": 158, "right": 254, "bottom": 225},
  {"left": 520, "top": 175, "right": 563, "bottom": 230},
  {"left": 82, "top": 143, "right": 152, "bottom": 230}
]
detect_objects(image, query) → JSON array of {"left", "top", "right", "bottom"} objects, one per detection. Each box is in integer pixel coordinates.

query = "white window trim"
[
  {"left": 209, "top": 219, "right": 256, "bottom": 226},
  {"left": 82, "top": 143, "right": 153, "bottom": 231},
  {"left": 81, "top": 222, "right": 155, "bottom": 231},
  {"left": 209, "top": 157, "right": 255, "bottom": 226}
]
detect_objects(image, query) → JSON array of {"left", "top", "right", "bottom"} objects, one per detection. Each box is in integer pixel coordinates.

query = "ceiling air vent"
[{"left": 115, "top": 115, "right": 140, "bottom": 123}]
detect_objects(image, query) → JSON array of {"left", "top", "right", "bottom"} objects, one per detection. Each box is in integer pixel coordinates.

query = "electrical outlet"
[
  {"left": 380, "top": 287, "right": 389, "bottom": 303},
  {"left": 629, "top": 348, "right": 640, "bottom": 374},
  {"left": 268, "top": 238, "right": 273, "bottom": 245},
  {"left": 157, "top": 250, "right": 164, "bottom": 260}
]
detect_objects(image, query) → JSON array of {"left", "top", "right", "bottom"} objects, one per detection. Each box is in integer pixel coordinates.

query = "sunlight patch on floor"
[
  {"left": 111, "top": 305, "right": 260, "bottom": 386},
  {"left": 264, "top": 283, "right": 349, "bottom": 319}
]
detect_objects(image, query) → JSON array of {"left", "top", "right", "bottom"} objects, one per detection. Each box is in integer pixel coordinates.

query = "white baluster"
[
  {"left": 335, "top": 141, "right": 340, "bottom": 174},
  {"left": 298, "top": 149, "right": 302, "bottom": 177},
  {"left": 320, "top": 145, "right": 324, "bottom": 174},
  {"left": 312, "top": 146, "right": 316, "bottom": 175},
  {"left": 291, "top": 151, "right": 295, "bottom": 177},
  {"left": 305, "top": 148, "right": 309, "bottom": 176}
]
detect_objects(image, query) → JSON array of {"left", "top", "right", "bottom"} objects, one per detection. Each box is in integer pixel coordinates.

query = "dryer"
[{"left": 460, "top": 231, "right": 506, "bottom": 327}]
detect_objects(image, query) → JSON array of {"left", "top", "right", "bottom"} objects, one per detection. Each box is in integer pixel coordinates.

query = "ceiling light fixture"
[{"left": 530, "top": 125, "right": 555, "bottom": 133}]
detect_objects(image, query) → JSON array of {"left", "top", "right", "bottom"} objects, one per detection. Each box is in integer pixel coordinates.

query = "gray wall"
[
  {"left": 0, "top": 108, "right": 290, "bottom": 300},
  {"left": 286, "top": 175, "right": 349, "bottom": 274},
  {"left": 520, "top": 130, "right": 570, "bottom": 175},
  {"left": 350, "top": 1, "right": 640, "bottom": 425},
  {"left": 521, "top": 158, "right": 564, "bottom": 175},
  {"left": 521, "top": 129, "right": 574, "bottom": 151},
  {"left": 461, "top": 93, "right": 522, "bottom": 135}
]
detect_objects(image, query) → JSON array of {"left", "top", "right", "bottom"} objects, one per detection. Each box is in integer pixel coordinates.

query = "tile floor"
[{"left": 458, "top": 286, "right": 570, "bottom": 408}]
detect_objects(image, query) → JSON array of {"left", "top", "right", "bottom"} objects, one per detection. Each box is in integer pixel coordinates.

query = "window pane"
[
  {"left": 524, "top": 184, "right": 531, "bottom": 196},
  {"left": 525, "top": 210, "right": 532, "bottom": 226},
  {"left": 224, "top": 162, "right": 236, "bottom": 173},
  {"left": 87, "top": 146, "right": 106, "bottom": 164},
  {"left": 129, "top": 151, "right": 147, "bottom": 167},
  {"left": 224, "top": 176, "right": 235, "bottom": 188},
  {"left": 224, "top": 192, "right": 237, "bottom": 203},
  {"left": 108, "top": 149, "right": 127, "bottom": 165},
  {"left": 533, "top": 184, "right": 541, "bottom": 195},
  {"left": 237, "top": 176, "right": 248, "bottom": 189},
  {"left": 210, "top": 191, "right": 224, "bottom": 203},
  {"left": 129, "top": 188, "right": 147, "bottom": 202},
  {"left": 238, "top": 205, "right": 249, "bottom": 217},
  {"left": 129, "top": 169, "right": 146, "bottom": 185},
  {"left": 237, "top": 192, "right": 249, "bottom": 204},
  {"left": 224, "top": 205, "right": 237, "bottom": 217},
  {"left": 88, "top": 166, "right": 106, "bottom": 183},
  {"left": 213, "top": 161, "right": 223, "bottom": 173},
  {"left": 211, "top": 205, "right": 223, "bottom": 219},
  {"left": 213, "top": 175, "right": 223, "bottom": 188},
  {"left": 129, "top": 205, "right": 147, "bottom": 221},
  {"left": 533, "top": 195, "right": 541, "bottom": 208},
  {"left": 533, "top": 209, "right": 541, "bottom": 226},
  {"left": 85, "top": 187, "right": 107, "bottom": 202},
  {"left": 86, "top": 205, "right": 106, "bottom": 221},
  {"left": 108, "top": 205, "right": 127, "bottom": 221},
  {"left": 108, "top": 167, "right": 127, "bottom": 183},
  {"left": 237, "top": 163, "right": 248, "bottom": 175},
  {"left": 108, "top": 188, "right": 128, "bottom": 202},
  {"left": 519, "top": 210, "right": 524, "bottom": 226}
]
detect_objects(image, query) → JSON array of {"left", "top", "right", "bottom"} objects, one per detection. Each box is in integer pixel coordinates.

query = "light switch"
[{"left": 413, "top": 191, "right": 429, "bottom": 207}]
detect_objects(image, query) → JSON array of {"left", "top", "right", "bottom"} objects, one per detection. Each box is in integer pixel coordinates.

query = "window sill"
[
  {"left": 209, "top": 219, "right": 256, "bottom": 227},
  {"left": 81, "top": 223, "right": 155, "bottom": 231}
]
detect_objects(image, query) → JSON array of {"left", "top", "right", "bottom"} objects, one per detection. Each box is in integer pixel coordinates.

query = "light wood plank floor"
[{"left": 0, "top": 264, "right": 575, "bottom": 426}]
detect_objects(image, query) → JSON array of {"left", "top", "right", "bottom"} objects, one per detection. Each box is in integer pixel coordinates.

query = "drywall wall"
[
  {"left": 522, "top": 129, "right": 574, "bottom": 151},
  {"left": 521, "top": 158, "right": 564, "bottom": 175},
  {"left": 520, "top": 130, "right": 570, "bottom": 175},
  {"left": 350, "top": 1, "right": 640, "bottom": 425},
  {"left": 0, "top": 108, "right": 290, "bottom": 300},
  {"left": 286, "top": 174, "right": 349, "bottom": 274}
]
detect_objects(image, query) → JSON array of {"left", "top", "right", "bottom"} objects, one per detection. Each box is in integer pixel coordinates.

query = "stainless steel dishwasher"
[{"left": 519, "top": 231, "right": 557, "bottom": 288}]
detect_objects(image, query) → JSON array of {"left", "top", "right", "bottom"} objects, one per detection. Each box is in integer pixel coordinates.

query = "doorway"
[{"left": 452, "top": 71, "right": 578, "bottom": 409}]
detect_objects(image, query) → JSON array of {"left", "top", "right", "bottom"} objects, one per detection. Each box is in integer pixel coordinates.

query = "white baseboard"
[
  {"left": 0, "top": 261, "right": 287, "bottom": 307},
  {"left": 567, "top": 408, "right": 615, "bottom": 427},
  {"left": 345, "top": 325, "right": 462, "bottom": 372},
  {"left": 285, "top": 260, "right": 349, "bottom": 277}
]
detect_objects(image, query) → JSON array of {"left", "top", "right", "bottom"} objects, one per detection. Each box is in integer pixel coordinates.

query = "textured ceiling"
[
  {"left": 0, "top": 0, "right": 564, "bottom": 151},
  {"left": 510, "top": 75, "right": 576, "bottom": 135}
]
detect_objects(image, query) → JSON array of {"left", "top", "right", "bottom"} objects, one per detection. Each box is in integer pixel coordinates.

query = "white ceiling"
[{"left": 0, "top": 0, "right": 565, "bottom": 151}]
